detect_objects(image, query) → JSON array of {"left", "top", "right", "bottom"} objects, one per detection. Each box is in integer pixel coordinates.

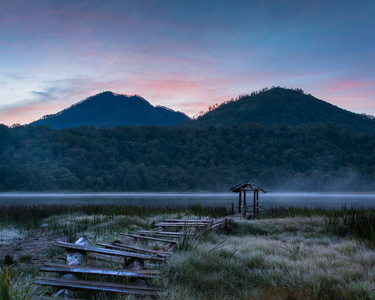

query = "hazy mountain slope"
[
  {"left": 194, "top": 87, "right": 375, "bottom": 134},
  {"left": 30, "top": 91, "right": 190, "bottom": 129}
]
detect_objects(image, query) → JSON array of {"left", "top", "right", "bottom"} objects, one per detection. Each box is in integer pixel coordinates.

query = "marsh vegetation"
[{"left": 1, "top": 204, "right": 375, "bottom": 299}]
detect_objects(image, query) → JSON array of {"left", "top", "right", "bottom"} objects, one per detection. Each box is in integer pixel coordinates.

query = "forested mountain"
[
  {"left": 30, "top": 91, "right": 190, "bottom": 129},
  {"left": 1, "top": 123, "right": 374, "bottom": 192},
  {"left": 194, "top": 87, "right": 375, "bottom": 134}
]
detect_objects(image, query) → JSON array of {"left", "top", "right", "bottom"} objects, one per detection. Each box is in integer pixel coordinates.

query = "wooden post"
[
  {"left": 243, "top": 190, "right": 247, "bottom": 217},
  {"left": 231, "top": 202, "right": 234, "bottom": 215},
  {"left": 253, "top": 190, "right": 256, "bottom": 214},
  {"left": 256, "top": 190, "right": 259, "bottom": 212},
  {"left": 238, "top": 190, "right": 242, "bottom": 213}
]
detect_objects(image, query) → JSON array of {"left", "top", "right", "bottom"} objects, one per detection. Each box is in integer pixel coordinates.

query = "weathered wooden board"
[
  {"left": 155, "top": 222, "right": 209, "bottom": 227},
  {"left": 121, "top": 234, "right": 178, "bottom": 244},
  {"left": 54, "top": 242, "right": 164, "bottom": 261},
  {"left": 41, "top": 263, "right": 159, "bottom": 278},
  {"left": 32, "top": 297, "right": 87, "bottom": 300},
  {"left": 210, "top": 222, "right": 226, "bottom": 232},
  {"left": 98, "top": 242, "right": 170, "bottom": 257},
  {"left": 33, "top": 276, "right": 162, "bottom": 296},
  {"left": 88, "top": 253, "right": 124, "bottom": 263},
  {"left": 164, "top": 219, "right": 213, "bottom": 223},
  {"left": 136, "top": 230, "right": 194, "bottom": 237}
]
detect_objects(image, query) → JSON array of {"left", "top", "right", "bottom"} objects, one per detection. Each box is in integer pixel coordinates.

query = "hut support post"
[
  {"left": 253, "top": 190, "right": 256, "bottom": 214},
  {"left": 238, "top": 191, "right": 242, "bottom": 213},
  {"left": 256, "top": 190, "right": 259, "bottom": 212},
  {"left": 243, "top": 190, "right": 247, "bottom": 217}
]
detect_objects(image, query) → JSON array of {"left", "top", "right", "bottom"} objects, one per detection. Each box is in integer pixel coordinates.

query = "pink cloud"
[{"left": 312, "top": 77, "right": 375, "bottom": 115}]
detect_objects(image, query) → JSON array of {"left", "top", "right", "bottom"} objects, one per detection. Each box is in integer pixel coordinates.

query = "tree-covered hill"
[
  {"left": 29, "top": 91, "right": 190, "bottom": 129},
  {"left": 1, "top": 123, "right": 374, "bottom": 192},
  {"left": 194, "top": 87, "right": 375, "bottom": 134}
]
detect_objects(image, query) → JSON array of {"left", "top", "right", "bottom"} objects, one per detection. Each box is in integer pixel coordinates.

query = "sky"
[{"left": 1, "top": 0, "right": 375, "bottom": 125}]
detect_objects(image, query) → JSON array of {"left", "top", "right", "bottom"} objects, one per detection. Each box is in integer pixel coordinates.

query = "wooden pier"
[
  {"left": 32, "top": 182, "right": 267, "bottom": 297},
  {"left": 33, "top": 215, "right": 242, "bottom": 298}
]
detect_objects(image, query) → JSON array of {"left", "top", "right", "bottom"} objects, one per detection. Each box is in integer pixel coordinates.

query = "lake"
[{"left": 1, "top": 192, "right": 375, "bottom": 209}]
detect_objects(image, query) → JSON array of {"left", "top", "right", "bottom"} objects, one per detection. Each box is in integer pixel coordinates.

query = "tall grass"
[
  {"left": 163, "top": 216, "right": 375, "bottom": 299},
  {"left": 262, "top": 206, "right": 375, "bottom": 244},
  {"left": 0, "top": 266, "right": 43, "bottom": 299},
  {"left": 0, "top": 203, "right": 229, "bottom": 233}
]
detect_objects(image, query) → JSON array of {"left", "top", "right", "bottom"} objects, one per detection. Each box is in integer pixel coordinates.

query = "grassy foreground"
[{"left": 1, "top": 204, "right": 375, "bottom": 299}]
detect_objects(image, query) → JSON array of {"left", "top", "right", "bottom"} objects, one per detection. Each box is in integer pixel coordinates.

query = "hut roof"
[{"left": 230, "top": 181, "right": 266, "bottom": 193}]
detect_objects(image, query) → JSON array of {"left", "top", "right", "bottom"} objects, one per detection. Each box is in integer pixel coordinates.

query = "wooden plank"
[
  {"left": 211, "top": 222, "right": 226, "bottom": 232},
  {"left": 136, "top": 231, "right": 194, "bottom": 239},
  {"left": 136, "top": 230, "right": 194, "bottom": 236},
  {"left": 121, "top": 234, "right": 178, "bottom": 244},
  {"left": 98, "top": 243, "right": 170, "bottom": 257},
  {"left": 137, "top": 230, "right": 192, "bottom": 236},
  {"left": 54, "top": 242, "right": 164, "bottom": 261},
  {"left": 33, "top": 276, "right": 162, "bottom": 296},
  {"left": 32, "top": 297, "right": 87, "bottom": 300},
  {"left": 164, "top": 219, "right": 213, "bottom": 223},
  {"left": 155, "top": 222, "right": 208, "bottom": 227},
  {"left": 88, "top": 253, "right": 124, "bottom": 263},
  {"left": 41, "top": 263, "right": 159, "bottom": 279}
]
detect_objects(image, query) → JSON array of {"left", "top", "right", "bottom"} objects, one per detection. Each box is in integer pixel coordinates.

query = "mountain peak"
[
  {"left": 29, "top": 91, "right": 189, "bottom": 129},
  {"left": 194, "top": 87, "right": 375, "bottom": 134}
]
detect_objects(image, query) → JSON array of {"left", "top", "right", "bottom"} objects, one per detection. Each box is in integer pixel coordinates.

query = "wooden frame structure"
[{"left": 230, "top": 181, "right": 266, "bottom": 214}]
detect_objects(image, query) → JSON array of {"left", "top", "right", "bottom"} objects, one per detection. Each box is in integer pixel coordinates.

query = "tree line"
[{"left": 0, "top": 122, "right": 374, "bottom": 192}]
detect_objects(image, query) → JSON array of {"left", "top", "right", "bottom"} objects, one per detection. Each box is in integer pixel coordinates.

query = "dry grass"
[
  {"left": 2, "top": 205, "right": 375, "bottom": 299},
  {"left": 162, "top": 217, "right": 375, "bottom": 300}
]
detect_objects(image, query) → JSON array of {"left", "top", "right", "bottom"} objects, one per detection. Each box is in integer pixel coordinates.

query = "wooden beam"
[
  {"left": 136, "top": 230, "right": 194, "bottom": 237},
  {"left": 238, "top": 190, "right": 242, "bottom": 213},
  {"left": 33, "top": 276, "right": 162, "bottom": 296},
  {"left": 243, "top": 190, "right": 247, "bottom": 217},
  {"left": 253, "top": 190, "right": 256, "bottom": 214},
  {"left": 163, "top": 219, "right": 213, "bottom": 223},
  {"left": 98, "top": 243, "right": 170, "bottom": 257},
  {"left": 40, "top": 263, "right": 159, "bottom": 279},
  {"left": 120, "top": 234, "right": 178, "bottom": 244},
  {"left": 88, "top": 253, "right": 124, "bottom": 264},
  {"left": 54, "top": 242, "right": 164, "bottom": 261},
  {"left": 155, "top": 222, "right": 208, "bottom": 227}
]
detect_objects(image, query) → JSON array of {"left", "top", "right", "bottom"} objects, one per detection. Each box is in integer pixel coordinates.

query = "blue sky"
[{"left": 1, "top": 0, "right": 374, "bottom": 125}]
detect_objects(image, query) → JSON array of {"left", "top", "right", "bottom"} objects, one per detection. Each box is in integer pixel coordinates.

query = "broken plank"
[
  {"left": 33, "top": 276, "right": 162, "bottom": 296},
  {"left": 88, "top": 253, "right": 124, "bottom": 264},
  {"left": 41, "top": 263, "right": 159, "bottom": 279},
  {"left": 121, "top": 234, "right": 178, "bottom": 244},
  {"left": 164, "top": 219, "right": 213, "bottom": 223},
  {"left": 136, "top": 230, "right": 194, "bottom": 237},
  {"left": 155, "top": 222, "right": 209, "bottom": 227},
  {"left": 211, "top": 222, "right": 227, "bottom": 232},
  {"left": 98, "top": 243, "right": 170, "bottom": 257},
  {"left": 54, "top": 242, "right": 164, "bottom": 261}
]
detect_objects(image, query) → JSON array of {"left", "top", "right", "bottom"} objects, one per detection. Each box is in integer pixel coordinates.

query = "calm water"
[{"left": 0, "top": 192, "right": 375, "bottom": 209}]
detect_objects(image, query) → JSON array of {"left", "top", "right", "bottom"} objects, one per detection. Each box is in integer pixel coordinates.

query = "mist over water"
[{"left": 1, "top": 192, "right": 375, "bottom": 209}]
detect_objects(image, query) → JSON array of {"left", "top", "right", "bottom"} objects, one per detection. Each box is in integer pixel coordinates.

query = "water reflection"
[{"left": 0, "top": 192, "right": 375, "bottom": 209}]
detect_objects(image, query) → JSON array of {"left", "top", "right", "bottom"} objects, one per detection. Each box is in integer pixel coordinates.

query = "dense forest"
[{"left": 1, "top": 122, "right": 374, "bottom": 192}]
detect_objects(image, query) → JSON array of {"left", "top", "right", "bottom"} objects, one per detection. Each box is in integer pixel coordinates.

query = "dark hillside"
[
  {"left": 30, "top": 91, "right": 190, "bottom": 129},
  {"left": 194, "top": 88, "right": 375, "bottom": 134}
]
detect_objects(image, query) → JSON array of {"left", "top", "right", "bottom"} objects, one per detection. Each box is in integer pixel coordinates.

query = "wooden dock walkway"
[{"left": 34, "top": 214, "right": 244, "bottom": 298}]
